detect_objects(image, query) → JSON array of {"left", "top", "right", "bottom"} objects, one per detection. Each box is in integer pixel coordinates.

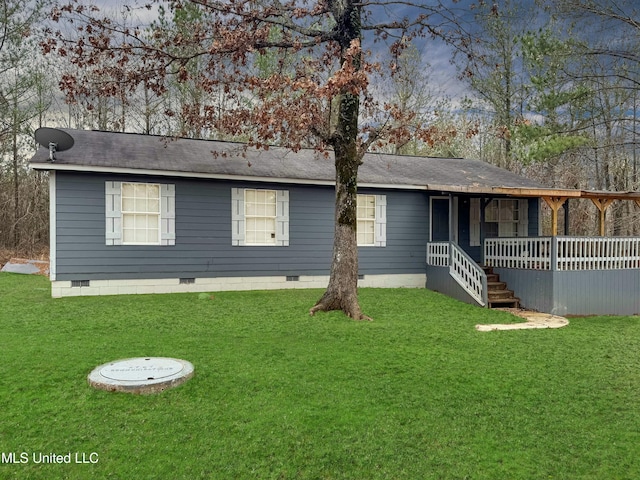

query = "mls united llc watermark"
[{"left": 2, "top": 452, "right": 99, "bottom": 464}]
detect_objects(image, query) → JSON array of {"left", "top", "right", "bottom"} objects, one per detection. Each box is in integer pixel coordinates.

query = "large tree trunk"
[
  {"left": 309, "top": 86, "right": 371, "bottom": 320},
  {"left": 310, "top": 1, "right": 369, "bottom": 320},
  {"left": 310, "top": 119, "right": 369, "bottom": 320}
]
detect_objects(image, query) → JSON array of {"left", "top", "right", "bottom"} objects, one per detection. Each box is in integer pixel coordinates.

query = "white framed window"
[
  {"left": 231, "top": 188, "right": 289, "bottom": 246},
  {"left": 357, "top": 194, "right": 386, "bottom": 247},
  {"left": 105, "top": 181, "right": 175, "bottom": 246},
  {"left": 122, "top": 183, "right": 161, "bottom": 245},
  {"left": 486, "top": 199, "right": 520, "bottom": 237},
  {"left": 357, "top": 194, "right": 376, "bottom": 246},
  {"left": 470, "top": 198, "right": 528, "bottom": 243},
  {"left": 245, "top": 189, "right": 277, "bottom": 245}
]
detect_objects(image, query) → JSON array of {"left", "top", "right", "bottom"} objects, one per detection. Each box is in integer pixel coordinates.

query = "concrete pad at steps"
[{"left": 476, "top": 310, "right": 569, "bottom": 332}]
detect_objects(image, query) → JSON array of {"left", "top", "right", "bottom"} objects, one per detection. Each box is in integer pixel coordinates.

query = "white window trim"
[
  {"left": 105, "top": 181, "right": 175, "bottom": 246},
  {"left": 121, "top": 182, "right": 161, "bottom": 245},
  {"left": 357, "top": 194, "right": 386, "bottom": 247},
  {"left": 245, "top": 188, "right": 277, "bottom": 246},
  {"left": 232, "top": 188, "right": 289, "bottom": 246}
]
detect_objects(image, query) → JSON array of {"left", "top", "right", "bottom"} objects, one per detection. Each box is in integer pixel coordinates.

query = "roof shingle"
[{"left": 30, "top": 128, "right": 549, "bottom": 191}]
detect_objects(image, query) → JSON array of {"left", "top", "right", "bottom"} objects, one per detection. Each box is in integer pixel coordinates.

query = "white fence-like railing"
[
  {"left": 556, "top": 237, "right": 640, "bottom": 270},
  {"left": 427, "top": 241, "right": 486, "bottom": 306},
  {"left": 484, "top": 237, "right": 552, "bottom": 270},
  {"left": 450, "top": 243, "right": 486, "bottom": 306},
  {"left": 426, "top": 241, "right": 450, "bottom": 267},
  {"left": 484, "top": 236, "right": 640, "bottom": 271}
]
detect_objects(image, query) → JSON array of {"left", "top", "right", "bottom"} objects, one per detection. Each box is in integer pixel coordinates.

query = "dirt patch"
[{"left": 494, "top": 307, "right": 539, "bottom": 320}]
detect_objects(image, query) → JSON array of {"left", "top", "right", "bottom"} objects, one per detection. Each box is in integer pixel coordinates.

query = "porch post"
[
  {"left": 542, "top": 196, "right": 568, "bottom": 236},
  {"left": 563, "top": 199, "right": 570, "bottom": 235},
  {"left": 591, "top": 198, "right": 614, "bottom": 237}
]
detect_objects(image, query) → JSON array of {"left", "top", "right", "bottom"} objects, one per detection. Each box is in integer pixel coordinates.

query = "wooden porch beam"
[
  {"left": 542, "top": 196, "right": 568, "bottom": 236},
  {"left": 591, "top": 198, "right": 615, "bottom": 236},
  {"left": 582, "top": 190, "right": 640, "bottom": 201}
]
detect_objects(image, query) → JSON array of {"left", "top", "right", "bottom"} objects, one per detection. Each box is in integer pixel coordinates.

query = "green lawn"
[{"left": 1, "top": 272, "right": 640, "bottom": 479}]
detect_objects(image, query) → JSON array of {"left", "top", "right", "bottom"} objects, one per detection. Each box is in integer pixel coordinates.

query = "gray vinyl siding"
[
  {"left": 493, "top": 268, "right": 554, "bottom": 313},
  {"left": 54, "top": 172, "right": 429, "bottom": 281},
  {"left": 425, "top": 265, "right": 483, "bottom": 307},
  {"left": 496, "top": 267, "right": 640, "bottom": 316},
  {"left": 552, "top": 270, "right": 640, "bottom": 316},
  {"left": 358, "top": 187, "right": 428, "bottom": 275}
]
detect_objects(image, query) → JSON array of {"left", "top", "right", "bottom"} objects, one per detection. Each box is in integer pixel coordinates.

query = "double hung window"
[
  {"left": 245, "top": 189, "right": 278, "bottom": 245},
  {"left": 231, "top": 188, "right": 289, "bottom": 246},
  {"left": 469, "top": 198, "right": 528, "bottom": 245},
  {"left": 485, "top": 199, "right": 520, "bottom": 237},
  {"left": 357, "top": 195, "right": 376, "bottom": 246},
  {"left": 357, "top": 194, "right": 386, "bottom": 247},
  {"left": 121, "top": 183, "right": 161, "bottom": 245},
  {"left": 105, "top": 181, "right": 175, "bottom": 246}
]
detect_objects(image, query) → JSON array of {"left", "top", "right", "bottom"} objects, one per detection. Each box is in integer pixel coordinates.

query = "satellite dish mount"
[
  {"left": 34, "top": 128, "right": 75, "bottom": 162},
  {"left": 48, "top": 142, "right": 57, "bottom": 161}
]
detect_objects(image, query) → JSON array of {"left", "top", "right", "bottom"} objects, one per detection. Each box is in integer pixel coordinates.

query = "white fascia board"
[{"left": 29, "top": 162, "right": 429, "bottom": 191}]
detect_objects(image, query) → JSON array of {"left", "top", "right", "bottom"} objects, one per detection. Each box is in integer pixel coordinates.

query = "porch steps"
[{"left": 482, "top": 266, "right": 520, "bottom": 309}]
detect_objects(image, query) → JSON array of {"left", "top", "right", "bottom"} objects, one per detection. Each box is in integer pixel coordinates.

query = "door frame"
[{"left": 430, "top": 195, "right": 458, "bottom": 243}]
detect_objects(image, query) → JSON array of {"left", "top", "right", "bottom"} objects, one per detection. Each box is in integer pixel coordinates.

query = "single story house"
[{"left": 30, "top": 128, "right": 640, "bottom": 315}]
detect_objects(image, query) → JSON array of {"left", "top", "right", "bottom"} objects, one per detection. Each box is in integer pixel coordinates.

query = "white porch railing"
[
  {"left": 426, "top": 242, "right": 450, "bottom": 267},
  {"left": 556, "top": 237, "right": 640, "bottom": 270},
  {"left": 484, "top": 237, "right": 552, "bottom": 270},
  {"left": 427, "top": 242, "right": 487, "bottom": 306},
  {"left": 450, "top": 243, "right": 486, "bottom": 306},
  {"left": 484, "top": 236, "right": 640, "bottom": 271}
]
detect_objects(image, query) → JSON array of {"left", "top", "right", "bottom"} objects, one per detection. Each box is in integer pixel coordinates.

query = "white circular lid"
[
  {"left": 100, "top": 357, "right": 184, "bottom": 381},
  {"left": 88, "top": 357, "right": 194, "bottom": 394}
]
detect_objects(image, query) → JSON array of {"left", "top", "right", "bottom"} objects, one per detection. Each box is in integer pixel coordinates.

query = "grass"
[{"left": 1, "top": 272, "right": 640, "bottom": 479}]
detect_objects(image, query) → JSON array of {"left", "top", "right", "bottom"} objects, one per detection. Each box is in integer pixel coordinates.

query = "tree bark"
[
  {"left": 310, "top": 0, "right": 370, "bottom": 320},
  {"left": 310, "top": 114, "right": 370, "bottom": 320}
]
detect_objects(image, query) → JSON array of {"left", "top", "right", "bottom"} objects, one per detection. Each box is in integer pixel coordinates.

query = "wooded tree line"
[
  {"left": 0, "top": 0, "right": 51, "bottom": 255},
  {"left": 2, "top": 0, "right": 639, "bottom": 251}
]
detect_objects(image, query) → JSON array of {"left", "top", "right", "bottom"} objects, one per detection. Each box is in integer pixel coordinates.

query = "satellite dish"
[{"left": 35, "top": 127, "right": 75, "bottom": 162}]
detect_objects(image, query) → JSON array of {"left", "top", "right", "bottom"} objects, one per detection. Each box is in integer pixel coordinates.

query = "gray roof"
[{"left": 30, "top": 128, "right": 551, "bottom": 194}]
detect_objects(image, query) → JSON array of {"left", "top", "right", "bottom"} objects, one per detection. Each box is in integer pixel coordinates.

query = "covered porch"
[{"left": 425, "top": 186, "right": 640, "bottom": 316}]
